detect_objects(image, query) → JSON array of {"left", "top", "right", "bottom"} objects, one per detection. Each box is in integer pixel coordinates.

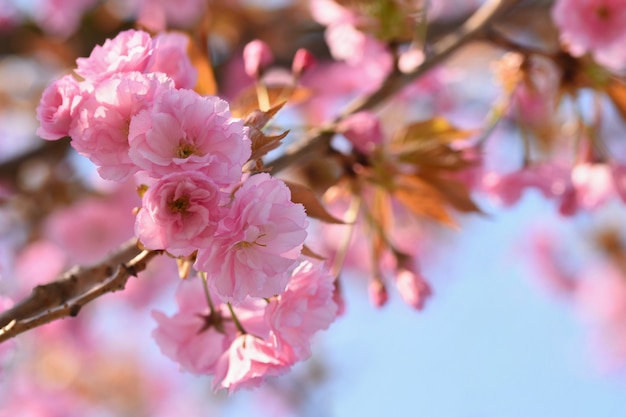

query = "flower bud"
[
  {"left": 368, "top": 278, "right": 388, "bottom": 308},
  {"left": 243, "top": 39, "right": 274, "bottom": 79},
  {"left": 291, "top": 48, "right": 316, "bottom": 78}
]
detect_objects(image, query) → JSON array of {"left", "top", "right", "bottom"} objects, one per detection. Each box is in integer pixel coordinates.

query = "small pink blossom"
[
  {"left": 36, "top": 74, "right": 83, "bottom": 140},
  {"left": 69, "top": 72, "right": 173, "bottom": 181},
  {"left": 195, "top": 174, "right": 308, "bottom": 303},
  {"left": 152, "top": 278, "right": 232, "bottom": 375},
  {"left": 266, "top": 260, "right": 338, "bottom": 360},
  {"left": 569, "top": 163, "right": 614, "bottom": 211},
  {"left": 128, "top": 88, "right": 251, "bottom": 185},
  {"left": 147, "top": 32, "right": 198, "bottom": 89},
  {"left": 482, "top": 163, "right": 571, "bottom": 206},
  {"left": 552, "top": 0, "right": 626, "bottom": 69},
  {"left": 213, "top": 334, "right": 291, "bottom": 393},
  {"left": 243, "top": 40, "right": 274, "bottom": 79},
  {"left": 75, "top": 30, "right": 153, "bottom": 81},
  {"left": 136, "top": 171, "right": 225, "bottom": 256}
]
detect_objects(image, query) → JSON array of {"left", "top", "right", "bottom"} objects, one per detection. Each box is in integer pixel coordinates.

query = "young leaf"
[
  {"left": 284, "top": 181, "right": 346, "bottom": 224},
  {"left": 185, "top": 32, "right": 217, "bottom": 96},
  {"left": 392, "top": 174, "right": 457, "bottom": 227},
  {"left": 249, "top": 129, "right": 289, "bottom": 161}
]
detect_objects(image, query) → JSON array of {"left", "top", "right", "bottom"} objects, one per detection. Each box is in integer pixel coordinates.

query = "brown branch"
[
  {"left": 0, "top": 239, "right": 159, "bottom": 343},
  {"left": 266, "top": 0, "right": 524, "bottom": 173}
]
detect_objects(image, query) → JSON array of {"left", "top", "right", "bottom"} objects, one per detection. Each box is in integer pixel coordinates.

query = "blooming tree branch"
[
  {"left": 266, "top": 0, "right": 523, "bottom": 173},
  {"left": 0, "top": 0, "right": 526, "bottom": 348}
]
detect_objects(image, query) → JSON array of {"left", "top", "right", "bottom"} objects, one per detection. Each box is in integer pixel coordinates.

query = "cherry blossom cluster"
[
  {"left": 153, "top": 260, "right": 337, "bottom": 392},
  {"left": 35, "top": 28, "right": 338, "bottom": 391}
]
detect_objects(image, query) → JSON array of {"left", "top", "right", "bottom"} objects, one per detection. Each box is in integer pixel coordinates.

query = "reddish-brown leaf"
[
  {"left": 301, "top": 244, "right": 327, "bottom": 260},
  {"left": 607, "top": 79, "right": 626, "bottom": 122},
  {"left": 392, "top": 174, "right": 457, "bottom": 227},
  {"left": 185, "top": 33, "right": 217, "bottom": 96},
  {"left": 284, "top": 181, "right": 346, "bottom": 224},
  {"left": 249, "top": 129, "right": 289, "bottom": 161}
]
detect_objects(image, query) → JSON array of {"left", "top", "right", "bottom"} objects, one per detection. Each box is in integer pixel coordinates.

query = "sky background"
[{"left": 218, "top": 191, "right": 626, "bottom": 417}]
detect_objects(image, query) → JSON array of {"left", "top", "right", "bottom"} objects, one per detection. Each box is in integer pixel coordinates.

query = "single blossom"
[
  {"left": 69, "top": 72, "right": 174, "bottom": 181},
  {"left": 147, "top": 32, "right": 198, "bottom": 89},
  {"left": 136, "top": 171, "right": 226, "bottom": 256},
  {"left": 195, "top": 173, "right": 308, "bottom": 303},
  {"left": 552, "top": 0, "right": 626, "bottom": 69},
  {"left": 128, "top": 88, "right": 251, "bottom": 185},
  {"left": 36, "top": 74, "right": 83, "bottom": 140},
  {"left": 265, "top": 260, "right": 338, "bottom": 360},
  {"left": 75, "top": 29, "right": 153, "bottom": 81},
  {"left": 152, "top": 278, "right": 233, "bottom": 376}
]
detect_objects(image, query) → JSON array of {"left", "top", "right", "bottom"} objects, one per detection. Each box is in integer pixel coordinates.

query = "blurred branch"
[
  {"left": 0, "top": 239, "right": 159, "bottom": 343},
  {"left": 266, "top": 0, "right": 524, "bottom": 173}
]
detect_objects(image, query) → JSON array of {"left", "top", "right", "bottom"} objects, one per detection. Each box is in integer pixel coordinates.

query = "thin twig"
[{"left": 266, "top": 0, "right": 523, "bottom": 173}]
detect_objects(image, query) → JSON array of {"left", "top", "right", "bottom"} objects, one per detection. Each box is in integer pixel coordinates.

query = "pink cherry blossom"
[
  {"left": 69, "top": 72, "right": 173, "bottom": 181},
  {"left": 36, "top": 74, "right": 83, "bottom": 140},
  {"left": 552, "top": 0, "right": 626, "bottom": 69},
  {"left": 213, "top": 334, "right": 291, "bottom": 393},
  {"left": 195, "top": 173, "right": 308, "bottom": 303},
  {"left": 243, "top": 40, "right": 274, "bottom": 79},
  {"left": 569, "top": 162, "right": 614, "bottom": 211},
  {"left": 152, "top": 278, "right": 233, "bottom": 375},
  {"left": 75, "top": 30, "right": 153, "bottom": 82},
  {"left": 147, "top": 32, "right": 198, "bottom": 89},
  {"left": 136, "top": 171, "right": 226, "bottom": 256},
  {"left": 482, "top": 163, "right": 571, "bottom": 206},
  {"left": 265, "top": 260, "right": 338, "bottom": 360},
  {"left": 128, "top": 88, "right": 251, "bottom": 185}
]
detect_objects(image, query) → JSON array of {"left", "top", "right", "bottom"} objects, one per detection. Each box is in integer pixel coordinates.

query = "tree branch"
[
  {"left": 0, "top": 0, "right": 526, "bottom": 344},
  {"left": 0, "top": 239, "right": 159, "bottom": 343},
  {"left": 265, "top": 0, "right": 524, "bottom": 173}
]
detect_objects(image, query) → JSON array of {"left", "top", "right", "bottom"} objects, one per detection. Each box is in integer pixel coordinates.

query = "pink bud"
[
  {"left": 368, "top": 278, "right": 388, "bottom": 308},
  {"left": 291, "top": 48, "right": 316, "bottom": 77},
  {"left": 395, "top": 269, "right": 432, "bottom": 310},
  {"left": 243, "top": 39, "right": 274, "bottom": 79}
]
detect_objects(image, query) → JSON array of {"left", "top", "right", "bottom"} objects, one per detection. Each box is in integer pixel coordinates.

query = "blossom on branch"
[{"left": 195, "top": 174, "right": 308, "bottom": 303}]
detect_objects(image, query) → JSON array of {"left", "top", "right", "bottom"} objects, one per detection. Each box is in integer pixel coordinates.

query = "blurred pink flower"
[
  {"left": 36, "top": 74, "right": 83, "bottom": 140},
  {"left": 337, "top": 110, "right": 383, "bottom": 154},
  {"left": 136, "top": 171, "right": 225, "bottom": 256},
  {"left": 368, "top": 278, "right": 389, "bottom": 308},
  {"left": 552, "top": 0, "right": 626, "bottom": 69},
  {"left": 482, "top": 163, "right": 571, "bottom": 206},
  {"left": 196, "top": 174, "right": 308, "bottom": 303},
  {"left": 128, "top": 88, "right": 250, "bottom": 185},
  {"left": 44, "top": 193, "right": 136, "bottom": 265},
  {"left": 31, "top": 0, "right": 98, "bottom": 38},
  {"left": 69, "top": 72, "right": 173, "bottom": 181}
]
